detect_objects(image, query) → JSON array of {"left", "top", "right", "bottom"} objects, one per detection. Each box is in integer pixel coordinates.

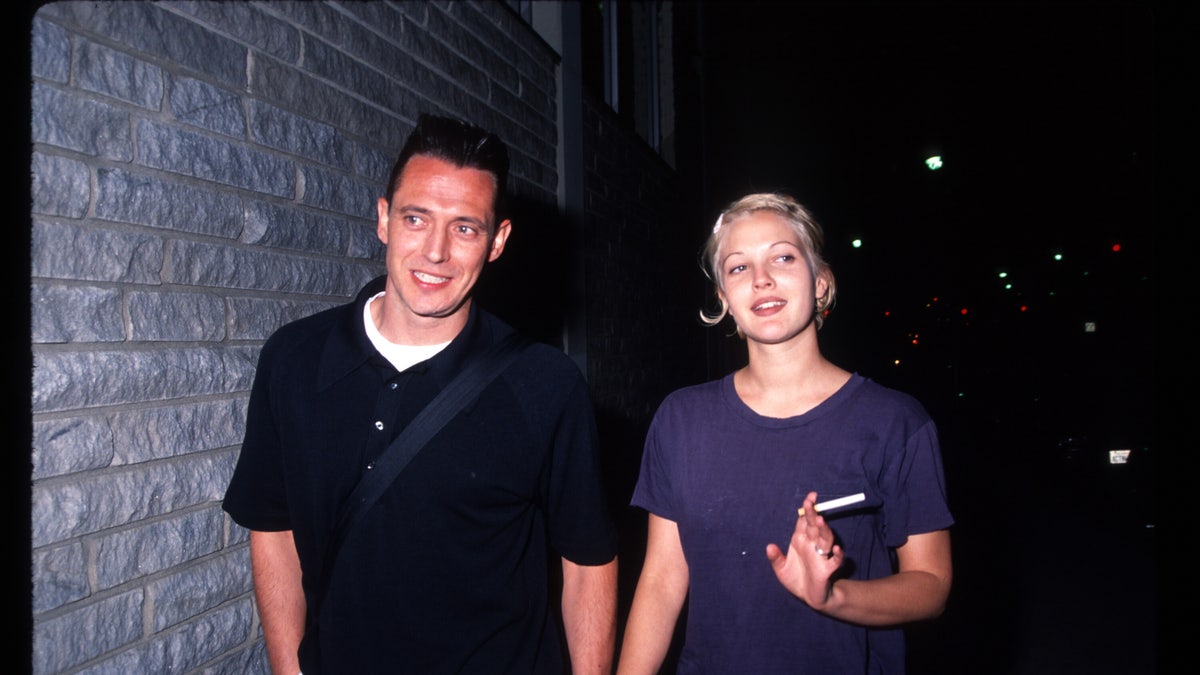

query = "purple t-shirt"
[{"left": 631, "top": 373, "right": 953, "bottom": 674}]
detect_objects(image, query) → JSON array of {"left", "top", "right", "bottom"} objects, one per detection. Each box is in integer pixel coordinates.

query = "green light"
[
  {"left": 1005, "top": 283, "right": 1013, "bottom": 290},
  {"left": 1053, "top": 253, "right": 1063, "bottom": 261},
  {"left": 925, "top": 155, "right": 943, "bottom": 170},
  {"left": 851, "top": 239, "right": 862, "bottom": 248},
  {"left": 998, "top": 272, "right": 1008, "bottom": 278}
]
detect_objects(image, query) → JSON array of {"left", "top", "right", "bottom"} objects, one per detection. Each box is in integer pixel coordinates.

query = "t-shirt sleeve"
[
  {"left": 882, "top": 417, "right": 954, "bottom": 548},
  {"left": 222, "top": 338, "right": 292, "bottom": 532},
  {"left": 629, "top": 400, "right": 681, "bottom": 522}
]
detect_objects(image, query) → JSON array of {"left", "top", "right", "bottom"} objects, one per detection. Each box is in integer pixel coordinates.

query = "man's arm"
[
  {"left": 250, "top": 530, "right": 306, "bottom": 675},
  {"left": 561, "top": 555, "right": 619, "bottom": 674}
]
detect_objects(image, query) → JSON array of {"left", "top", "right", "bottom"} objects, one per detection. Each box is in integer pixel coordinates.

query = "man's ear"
[
  {"left": 488, "top": 219, "right": 512, "bottom": 262},
  {"left": 376, "top": 197, "right": 390, "bottom": 245}
]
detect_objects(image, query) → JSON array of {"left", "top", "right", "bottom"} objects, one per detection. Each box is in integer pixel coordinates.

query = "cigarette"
[{"left": 797, "top": 492, "right": 866, "bottom": 517}]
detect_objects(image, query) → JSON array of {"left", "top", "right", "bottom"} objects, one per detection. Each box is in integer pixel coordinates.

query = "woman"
[{"left": 618, "top": 193, "right": 953, "bottom": 674}]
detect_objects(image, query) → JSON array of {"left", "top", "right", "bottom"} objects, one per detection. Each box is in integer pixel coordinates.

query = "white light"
[
  {"left": 925, "top": 155, "right": 943, "bottom": 170},
  {"left": 1109, "top": 449, "right": 1131, "bottom": 464}
]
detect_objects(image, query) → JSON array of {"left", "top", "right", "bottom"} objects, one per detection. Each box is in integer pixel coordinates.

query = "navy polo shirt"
[{"left": 223, "top": 276, "right": 617, "bottom": 673}]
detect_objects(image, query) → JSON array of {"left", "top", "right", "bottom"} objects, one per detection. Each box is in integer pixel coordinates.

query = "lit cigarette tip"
[{"left": 797, "top": 492, "right": 866, "bottom": 517}]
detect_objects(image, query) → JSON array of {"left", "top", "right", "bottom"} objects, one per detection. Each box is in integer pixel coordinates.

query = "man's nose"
[{"left": 423, "top": 226, "right": 449, "bottom": 262}]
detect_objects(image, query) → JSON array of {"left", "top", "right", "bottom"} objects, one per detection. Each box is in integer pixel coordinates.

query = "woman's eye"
[
  {"left": 777, "top": 254, "right": 795, "bottom": 263},
  {"left": 728, "top": 264, "right": 746, "bottom": 275}
]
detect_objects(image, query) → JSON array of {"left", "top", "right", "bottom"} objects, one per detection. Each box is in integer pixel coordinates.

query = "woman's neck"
[{"left": 734, "top": 336, "right": 850, "bottom": 418}]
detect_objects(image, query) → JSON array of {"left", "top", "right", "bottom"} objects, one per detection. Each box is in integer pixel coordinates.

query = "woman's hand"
[{"left": 765, "top": 491, "right": 843, "bottom": 610}]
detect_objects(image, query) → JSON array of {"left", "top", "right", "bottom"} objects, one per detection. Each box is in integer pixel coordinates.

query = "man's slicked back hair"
[{"left": 384, "top": 113, "right": 510, "bottom": 218}]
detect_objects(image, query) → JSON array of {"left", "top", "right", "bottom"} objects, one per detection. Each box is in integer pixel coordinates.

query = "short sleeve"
[
  {"left": 630, "top": 399, "right": 681, "bottom": 522},
  {"left": 882, "top": 418, "right": 953, "bottom": 547},
  {"left": 222, "top": 336, "right": 292, "bottom": 531}
]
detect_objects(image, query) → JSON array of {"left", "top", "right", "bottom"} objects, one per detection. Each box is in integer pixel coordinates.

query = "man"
[{"left": 223, "top": 114, "right": 619, "bottom": 674}]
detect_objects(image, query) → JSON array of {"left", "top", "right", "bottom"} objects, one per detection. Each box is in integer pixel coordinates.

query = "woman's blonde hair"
[{"left": 699, "top": 192, "right": 837, "bottom": 330}]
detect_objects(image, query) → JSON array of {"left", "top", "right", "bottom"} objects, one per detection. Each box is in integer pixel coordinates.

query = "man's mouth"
[{"left": 413, "top": 271, "right": 451, "bottom": 285}]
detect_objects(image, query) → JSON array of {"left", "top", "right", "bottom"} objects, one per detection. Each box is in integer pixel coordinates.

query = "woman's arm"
[
  {"left": 616, "top": 514, "right": 690, "bottom": 675},
  {"left": 767, "top": 492, "right": 952, "bottom": 626}
]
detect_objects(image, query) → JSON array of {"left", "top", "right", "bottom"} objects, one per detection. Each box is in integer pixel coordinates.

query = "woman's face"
[{"left": 717, "top": 212, "right": 827, "bottom": 345}]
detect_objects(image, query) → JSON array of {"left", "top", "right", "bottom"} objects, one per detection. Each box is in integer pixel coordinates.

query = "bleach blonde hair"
[{"left": 699, "top": 192, "right": 837, "bottom": 330}]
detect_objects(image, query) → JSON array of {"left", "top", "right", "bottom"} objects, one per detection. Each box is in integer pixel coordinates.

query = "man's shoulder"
[{"left": 255, "top": 300, "right": 359, "bottom": 374}]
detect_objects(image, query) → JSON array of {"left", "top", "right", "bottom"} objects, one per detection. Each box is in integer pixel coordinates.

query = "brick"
[
  {"left": 227, "top": 521, "right": 250, "bottom": 547},
  {"left": 94, "top": 167, "right": 243, "bottom": 238},
  {"left": 109, "top": 398, "right": 248, "bottom": 466},
  {"left": 196, "top": 641, "right": 269, "bottom": 675},
  {"left": 352, "top": 139, "right": 396, "bottom": 186},
  {"left": 31, "top": 82, "right": 133, "bottom": 160},
  {"left": 31, "top": 219, "right": 163, "bottom": 284},
  {"left": 149, "top": 548, "right": 253, "bottom": 631},
  {"left": 169, "top": 75, "right": 247, "bottom": 138},
  {"left": 247, "top": 100, "right": 351, "bottom": 170},
  {"left": 166, "top": 239, "right": 378, "bottom": 296},
  {"left": 427, "top": 4, "right": 516, "bottom": 96},
  {"left": 166, "top": 1, "right": 301, "bottom": 64},
  {"left": 243, "top": 200, "right": 350, "bottom": 256},
  {"left": 31, "top": 152, "right": 91, "bottom": 219},
  {"left": 298, "top": 165, "right": 378, "bottom": 220},
  {"left": 31, "top": 449, "right": 238, "bottom": 547},
  {"left": 31, "top": 589, "right": 144, "bottom": 673},
  {"left": 76, "top": 37, "right": 164, "bottom": 110},
  {"left": 334, "top": 1, "right": 406, "bottom": 43},
  {"left": 264, "top": 1, "right": 377, "bottom": 54},
  {"left": 128, "top": 290, "right": 227, "bottom": 341},
  {"left": 250, "top": 54, "right": 411, "bottom": 151},
  {"left": 135, "top": 119, "right": 296, "bottom": 198},
  {"left": 31, "top": 14, "right": 70, "bottom": 83},
  {"left": 31, "top": 541, "right": 89, "bottom": 614},
  {"left": 32, "top": 415, "right": 115, "bottom": 481},
  {"left": 44, "top": 1, "right": 245, "bottom": 87},
  {"left": 90, "top": 508, "right": 224, "bottom": 591},
  {"left": 348, "top": 220, "right": 386, "bottom": 261},
  {"left": 297, "top": 35, "right": 395, "bottom": 114},
  {"left": 30, "top": 283, "right": 124, "bottom": 344},
  {"left": 31, "top": 346, "right": 257, "bottom": 413},
  {"left": 75, "top": 600, "right": 254, "bottom": 675},
  {"left": 228, "top": 296, "right": 339, "bottom": 341}
]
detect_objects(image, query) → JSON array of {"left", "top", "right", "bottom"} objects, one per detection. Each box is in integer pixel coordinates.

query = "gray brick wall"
[{"left": 30, "top": 2, "right": 560, "bottom": 672}]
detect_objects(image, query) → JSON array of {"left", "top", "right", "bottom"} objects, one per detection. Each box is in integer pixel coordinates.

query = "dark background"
[{"left": 682, "top": 2, "right": 1170, "bottom": 673}]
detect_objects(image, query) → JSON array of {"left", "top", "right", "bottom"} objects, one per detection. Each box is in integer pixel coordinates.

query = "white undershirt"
[{"left": 363, "top": 292, "right": 450, "bottom": 372}]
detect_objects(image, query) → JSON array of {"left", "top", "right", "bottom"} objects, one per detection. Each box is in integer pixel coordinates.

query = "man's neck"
[{"left": 369, "top": 293, "right": 470, "bottom": 346}]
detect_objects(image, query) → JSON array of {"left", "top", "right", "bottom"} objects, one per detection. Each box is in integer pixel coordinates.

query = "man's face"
[{"left": 375, "top": 154, "right": 511, "bottom": 341}]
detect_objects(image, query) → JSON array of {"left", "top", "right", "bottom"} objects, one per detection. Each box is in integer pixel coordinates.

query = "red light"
[
  {"left": 1112, "top": 244, "right": 1121, "bottom": 252},
  {"left": 884, "top": 310, "right": 891, "bottom": 317},
  {"left": 1020, "top": 305, "right": 1028, "bottom": 312},
  {"left": 931, "top": 297, "right": 939, "bottom": 303},
  {"left": 911, "top": 338, "right": 919, "bottom": 345},
  {"left": 960, "top": 308, "right": 968, "bottom": 315}
]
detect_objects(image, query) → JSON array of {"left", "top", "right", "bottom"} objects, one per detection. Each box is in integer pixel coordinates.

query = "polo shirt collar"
[{"left": 315, "top": 275, "right": 492, "bottom": 391}]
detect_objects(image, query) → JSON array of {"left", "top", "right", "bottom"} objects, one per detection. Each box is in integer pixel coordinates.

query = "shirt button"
[
  {"left": 366, "top": 462, "right": 374, "bottom": 470},
  {"left": 389, "top": 382, "right": 398, "bottom": 390},
  {"left": 374, "top": 420, "right": 384, "bottom": 430}
]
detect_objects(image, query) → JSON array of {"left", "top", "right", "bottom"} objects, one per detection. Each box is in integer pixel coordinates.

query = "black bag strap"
[{"left": 309, "top": 332, "right": 529, "bottom": 628}]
